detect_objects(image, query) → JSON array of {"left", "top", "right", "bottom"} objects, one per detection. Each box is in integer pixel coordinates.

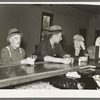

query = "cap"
[
  {"left": 7, "top": 28, "right": 23, "bottom": 42},
  {"left": 73, "top": 34, "right": 84, "bottom": 41}
]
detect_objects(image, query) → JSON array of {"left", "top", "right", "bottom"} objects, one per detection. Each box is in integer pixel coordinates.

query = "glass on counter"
[
  {"left": 30, "top": 55, "right": 37, "bottom": 61},
  {"left": 78, "top": 55, "right": 89, "bottom": 66}
]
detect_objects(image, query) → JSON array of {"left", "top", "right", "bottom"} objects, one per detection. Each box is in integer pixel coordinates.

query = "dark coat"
[
  {"left": 64, "top": 43, "right": 87, "bottom": 61},
  {"left": 34, "top": 39, "right": 66, "bottom": 61}
]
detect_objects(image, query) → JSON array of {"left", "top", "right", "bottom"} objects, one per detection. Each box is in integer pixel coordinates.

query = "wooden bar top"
[{"left": 0, "top": 61, "right": 98, "bottom": 88}]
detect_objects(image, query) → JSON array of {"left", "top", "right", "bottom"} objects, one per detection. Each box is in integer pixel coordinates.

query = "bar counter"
[{"left": 0, "top": 61, "right": 99, "bottom": 88}]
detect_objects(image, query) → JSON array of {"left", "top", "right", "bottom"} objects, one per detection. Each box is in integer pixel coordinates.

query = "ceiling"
[
  {"left": 66, "top": 5, "right": 100, "bottom": 14},
  {"left": 34, "top": 4, "right": 100, "bottom": 15},
  {"left": 35, "top": 4, "right": 100, "bottom": 16}
]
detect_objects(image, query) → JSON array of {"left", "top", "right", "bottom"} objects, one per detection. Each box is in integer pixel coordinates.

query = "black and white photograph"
[{"left": 0, "top": 1, "right": 100, "bottom": 98}]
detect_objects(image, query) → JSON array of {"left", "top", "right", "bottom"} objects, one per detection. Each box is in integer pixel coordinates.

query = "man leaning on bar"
[
  {"left": 34, "top": 25, "right": 74, "bottom": 64},
  {"left": 1, "top": 28, "right": 36, "bottom": 66}
]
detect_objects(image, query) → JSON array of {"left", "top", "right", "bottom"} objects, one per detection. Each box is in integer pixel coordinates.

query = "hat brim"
[
  {"left": 48, "top": 31, "right": 64, "bottom": 35},
  {"left": 7, "top": 33, "right": 23, "bottom": 42}
]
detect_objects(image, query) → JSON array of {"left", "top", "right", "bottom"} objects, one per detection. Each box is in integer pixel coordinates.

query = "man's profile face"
[
  {"left": 54, "top": 33, "right": 62, "bottom": 43},
  {"left": 9, "top": 34, "right": 21, "bottom": 49}
]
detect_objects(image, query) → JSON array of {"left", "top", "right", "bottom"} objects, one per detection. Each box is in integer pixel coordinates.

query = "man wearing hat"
[
  {"left": 34, "top": 25, "right": 73, "bottom": 64},
  {"left": 1, "top": 28, "right": 35, "bottom": 66},
  {"left": 95, "top": 37, "right": 100, "bottom": 59},
  {"left": 64, "top": 34, "right": 87, "bottom": 61}
]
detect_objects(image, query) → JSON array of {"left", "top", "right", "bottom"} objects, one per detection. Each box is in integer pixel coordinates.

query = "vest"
[{"left": 6, "top": 46, "right": 22, "bottom": 58}]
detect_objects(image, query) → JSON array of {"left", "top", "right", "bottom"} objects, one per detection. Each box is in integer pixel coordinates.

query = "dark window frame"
[{"left": 40, "top": 12, "right": 53, "bottom": 41}]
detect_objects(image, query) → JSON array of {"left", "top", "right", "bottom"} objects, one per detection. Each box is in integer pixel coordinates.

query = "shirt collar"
[{"left": 9, "top": 45, "right": 19, "bottom": 51}]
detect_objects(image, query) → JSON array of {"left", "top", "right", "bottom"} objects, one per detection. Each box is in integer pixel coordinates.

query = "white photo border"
[{"left": 0, "top": 1, "right": 100, "bottom": 98}]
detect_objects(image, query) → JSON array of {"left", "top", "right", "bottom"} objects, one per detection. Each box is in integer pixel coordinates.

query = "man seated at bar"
[
  {"left": 1, "top": 28, "right": 35, "bottom": 66},
  {"left": 34, "top": 25, "right": 73, "bottom": 64},
  {"left": 64, "top": 34, "right": 88, "bottom": 61},
  {"left": 95, "top": 36, "right": 100, "bottom": 60}
]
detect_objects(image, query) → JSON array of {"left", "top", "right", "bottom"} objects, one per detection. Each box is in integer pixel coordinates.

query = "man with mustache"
[{"left": 1, "top": 28, "right": 35, "bottom": 66}]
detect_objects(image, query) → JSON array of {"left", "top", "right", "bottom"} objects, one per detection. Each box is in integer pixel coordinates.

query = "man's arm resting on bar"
[{"left": 43, "top": 55, "right": 72, "bottom": 64}]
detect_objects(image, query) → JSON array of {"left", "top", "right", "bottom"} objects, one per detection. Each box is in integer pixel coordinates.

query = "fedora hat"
[
  {"left": 7, "top": 28, "right": 23, "bottom": 42},
  {"left": 49, "top": 25, "right": 63, "bottom": 34}
]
